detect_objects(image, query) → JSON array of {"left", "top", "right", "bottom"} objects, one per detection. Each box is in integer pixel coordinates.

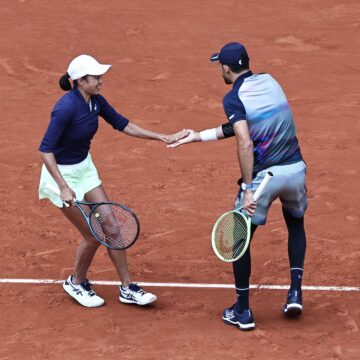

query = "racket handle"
[
  {"left": 45, "top": 182, "right": 70, "bottom": 208},
  {"left": 253, "top": 172, "right": 273, "bottom": 202}
]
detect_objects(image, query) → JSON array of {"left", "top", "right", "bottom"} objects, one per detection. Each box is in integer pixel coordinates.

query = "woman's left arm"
[
  {"left": 123, "top": 122, "right": 188, "bottom": 144},
  {"left": 98, "top": 95, "right": 188, "bottom": 144}
]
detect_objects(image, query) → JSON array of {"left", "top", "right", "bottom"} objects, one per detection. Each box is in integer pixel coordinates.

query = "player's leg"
[
  {"left": 279, "top": 162, "right": 308, "bottom": 316},
  {"left": 224, "top": 173, "right": 277, "bottom": 330},
  {"left": 39, "top": 155, "right": 105, "bottom": 307},
  {"left": 223, "top": 224, "right": 257, "bottom": 330},
  {"left": 232, "top": 223, "right": 257, "bottom": 312},
  {"left": 282, "top": 207, "right": 306, "bottom": 316},
  {"left": 283, "top": 208, "right": 306, "bottom": 290},
  {"left": 84, "top": 185, "right": 132, "bottom": 284},
  {"left": 61, "top": 205, "right": 101, "bottom": 283},
  {"left": 85, "top": 185, "right": 157, "bottom": 305},
  {"left": 60, "top": 205, "right": 104, "bottom": 307},
  {"left": 233, "top": 171, "right": 278, "bottom": 301},
  {"left": 223, "top": 173, "right": 277, "bottom": 331}
]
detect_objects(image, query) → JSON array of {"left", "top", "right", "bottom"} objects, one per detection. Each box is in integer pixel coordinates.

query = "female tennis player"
[{"left": 38, "top": 54, "right": 187, "bottom": 308}]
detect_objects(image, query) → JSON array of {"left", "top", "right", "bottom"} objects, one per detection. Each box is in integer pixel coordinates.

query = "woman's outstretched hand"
[
  {"left": 166, "top": 129, "right": 200, "bottom": 148},
  {"left": 161, "top": 129, "right": 191, "bottom": 144}
]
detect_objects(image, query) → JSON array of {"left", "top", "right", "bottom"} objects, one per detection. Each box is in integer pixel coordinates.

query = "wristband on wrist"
[
  {"left": 199, "top": 128, "right": 217, "bottom": 142},
  {"left": 241, "top": 182, "right": 253, "bottom": 191}
]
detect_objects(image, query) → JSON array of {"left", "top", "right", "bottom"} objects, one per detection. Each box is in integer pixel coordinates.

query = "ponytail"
[{"left": 59, "top": 72, "right": 72, "bottom": 91}]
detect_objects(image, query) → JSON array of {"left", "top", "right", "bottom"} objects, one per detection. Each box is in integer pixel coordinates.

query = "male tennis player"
[{"left": 169, "top": 42, "right": 308, "bottom": 330}]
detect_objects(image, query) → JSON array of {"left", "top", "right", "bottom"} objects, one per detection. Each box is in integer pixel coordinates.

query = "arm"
[
  {"left": 123, "top": 122, "right": 188, "bottom": 144},
  {"left": 167, "top": 123, "right": 233, "bottom": 148},
  {"left": 39, "top": 98, "right": 76, "bottom": 205},
  {"left": 39, "top": 151, "right": 76, "bottom": 205},
  {"left": 233, "top": 121, "right": 256, "bottom": 216},
  {"left": 98, "top": 95, "right": 188, "bottom": 144},
  {"left": 168, "top": 90, "right": 241, "bottom": 147}
]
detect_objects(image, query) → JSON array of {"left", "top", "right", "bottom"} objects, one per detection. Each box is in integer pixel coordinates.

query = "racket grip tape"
[{"left": 253, "top": 172, "right": 273, "bottom": 202}]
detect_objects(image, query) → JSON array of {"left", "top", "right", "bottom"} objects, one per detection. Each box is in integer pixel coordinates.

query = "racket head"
[
  {"left": 88, "top": 202, "right": 140, "bottom": 250},
  {"left": 211, "top": 210, "right": 251, "bottom": 262}
]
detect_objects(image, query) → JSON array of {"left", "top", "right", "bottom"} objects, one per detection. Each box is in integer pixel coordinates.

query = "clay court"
[{"left": 0, "top": 0, "right": 359, "bottom": 359}]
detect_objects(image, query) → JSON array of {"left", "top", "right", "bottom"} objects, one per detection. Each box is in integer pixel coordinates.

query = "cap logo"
[{"left": 239, "top": 60, "right": 243, "bottom": 65}]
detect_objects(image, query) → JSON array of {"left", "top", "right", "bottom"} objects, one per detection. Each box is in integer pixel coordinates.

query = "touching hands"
[
  {"left": 161, "top": 129, "right": 190, "bottom": 144},
  {"left": 167, "top": 129, "right": 200, "bottom": 148}
]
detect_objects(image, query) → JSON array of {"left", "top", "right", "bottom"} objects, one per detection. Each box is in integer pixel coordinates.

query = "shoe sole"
[
  {"left": 63, "top": 283, "right": 104, "bottom": 308},
  {"left": 119, "top": 296, "right": 157, "bottom": 306},
  {"left": 283, "top": 303, "right": 303, "bottom": 317},
  {"left": 222, "top": 317, "right": 255, "bottom": 331}
]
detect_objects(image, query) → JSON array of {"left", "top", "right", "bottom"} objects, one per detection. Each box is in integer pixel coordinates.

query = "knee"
[
  {"left": 82, "top": 237, "right": 101, "bottom": 249},
  {"left": 282, "top": 207, "right": 304, "bottom": 225}
]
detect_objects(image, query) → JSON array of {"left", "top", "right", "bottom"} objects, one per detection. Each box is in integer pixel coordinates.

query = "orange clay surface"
[{"left": 0, "top": 1, "right": 359, "bottom": 359}]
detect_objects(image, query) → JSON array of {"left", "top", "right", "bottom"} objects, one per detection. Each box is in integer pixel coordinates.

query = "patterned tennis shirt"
[{"left": 223, "top": 71, "right": 303, "bottom": 175}]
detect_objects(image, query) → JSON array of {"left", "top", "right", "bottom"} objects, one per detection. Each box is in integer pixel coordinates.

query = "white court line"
[{"left": 0, "top": 278, "right": 359, "bottom": 292}]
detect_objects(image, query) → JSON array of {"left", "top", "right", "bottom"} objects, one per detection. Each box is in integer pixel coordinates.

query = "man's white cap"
[{"left": 67, "top": 54, "right": 111, "bottom": 80}]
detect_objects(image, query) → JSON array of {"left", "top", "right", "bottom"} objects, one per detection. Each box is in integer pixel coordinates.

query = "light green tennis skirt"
[{"left": 38, "top": 153, "right": 102, "bottom": 208}]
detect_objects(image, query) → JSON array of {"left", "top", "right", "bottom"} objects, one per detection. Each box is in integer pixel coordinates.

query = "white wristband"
[{"left": 199, "top": 128, "right": 217, "bottom": 142}]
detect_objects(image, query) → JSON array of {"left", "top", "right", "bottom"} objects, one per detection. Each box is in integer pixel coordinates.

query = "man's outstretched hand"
[{"left": 167, "top": 129, "right": 200, "bottom": 148}]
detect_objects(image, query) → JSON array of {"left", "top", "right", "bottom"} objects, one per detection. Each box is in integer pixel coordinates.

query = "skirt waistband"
[{"left": 57, "top": 153, "right": 91, "bottom": 170}]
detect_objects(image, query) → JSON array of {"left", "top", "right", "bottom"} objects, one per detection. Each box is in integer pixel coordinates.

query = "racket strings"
[
  {"left": 89, "top": 204, "right": 138, "bottom": 249},
  {"left": 214, "top": 212, "right": 249, "bottom": 261}
]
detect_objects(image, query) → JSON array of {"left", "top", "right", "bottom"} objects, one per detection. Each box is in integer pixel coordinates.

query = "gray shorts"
[{"left": 234, "top": 161, "right": 308, "bottom": 225}]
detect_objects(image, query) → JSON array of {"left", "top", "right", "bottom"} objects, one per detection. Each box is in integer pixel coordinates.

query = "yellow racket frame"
[
  {"left": 211, "top": 210, "right": 251, "bottom": 262},
  {"left": 211, "top": 171, "right": 273, "bottom": 262}
]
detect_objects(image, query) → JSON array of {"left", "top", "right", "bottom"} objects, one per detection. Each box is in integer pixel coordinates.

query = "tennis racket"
[
  {"left": 45, "top": 183, "right": 140, "bottom": 250},
  {"left": 211, "top": 172, "right": 273, "bottom": 262}
]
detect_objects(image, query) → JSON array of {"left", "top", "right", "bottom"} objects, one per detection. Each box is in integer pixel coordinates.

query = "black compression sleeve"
[{"left": 221, "top": 123, "right": 235, "bottom": 138}]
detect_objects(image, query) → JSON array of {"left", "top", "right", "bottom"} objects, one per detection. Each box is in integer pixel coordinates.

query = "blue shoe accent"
[
  {"left": 222, "top": 304, "right": 255, "bottom": 331},
  {"left": 283, "top": 289, "right": 303, "bottom": 317}
]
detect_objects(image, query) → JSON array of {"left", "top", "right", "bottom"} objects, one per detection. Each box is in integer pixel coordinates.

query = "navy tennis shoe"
[
  {"left": 283, "top": 289, "right": 303, "bottom": 317},
  {"left": 222, "top": 304, "right": 255, "bottom": 331}
]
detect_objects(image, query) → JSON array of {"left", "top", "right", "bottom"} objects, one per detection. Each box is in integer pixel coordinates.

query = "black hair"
[
  {"left": 221, "top": 60, "right": 250, "bottom": 74},
  {"left": 58, "top": 73, "right": 89, "bottom": 91},
  {"left": 59, "top": 73, "right": 72, "bottom": 91}
]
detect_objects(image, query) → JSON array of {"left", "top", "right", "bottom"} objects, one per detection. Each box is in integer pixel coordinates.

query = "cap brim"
[
  {"left": 210, "top": 53, "right": 219, "bottom": 62},
  {"left": 88, "top": 64, "right": 112, "bottom": 76}
]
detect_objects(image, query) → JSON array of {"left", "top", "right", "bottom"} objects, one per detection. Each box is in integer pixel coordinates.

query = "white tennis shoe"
[
  {"left": 119, "top": 283, "right": 157, "bottom": 305},
  {"left": 63, "top": 275, "right": 104, "bottom": 308}
]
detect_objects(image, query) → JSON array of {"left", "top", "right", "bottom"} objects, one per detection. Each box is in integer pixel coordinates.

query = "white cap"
[{"left": 67, "top": 54, "right": 111, "bottom": 80}]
